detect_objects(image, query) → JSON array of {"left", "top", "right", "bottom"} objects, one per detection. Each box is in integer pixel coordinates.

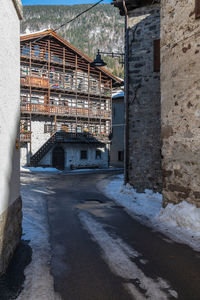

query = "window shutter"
[
  {"left": 195, "top": 0, "right": 200, "bottom": 19},
  {"left": 153, "top": 39, "right": 160, "bottom": 72}
]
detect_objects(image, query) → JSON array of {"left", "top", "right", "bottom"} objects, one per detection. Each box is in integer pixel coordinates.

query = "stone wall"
[
  {"left": 0, "top": 197, "right": 22, "bottom": 275},
  {"left": 161, "top": 0, "right": 200, "bottom": 207},
  {"left": 0, "top": 0, "right": 22, "bottom": 274},
  {"left": 127, "top": 4, "right": 162, "bottom": 192}
]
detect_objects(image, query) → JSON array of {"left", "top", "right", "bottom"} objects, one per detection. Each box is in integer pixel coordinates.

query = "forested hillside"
[{"left": 21, "top": 4, "right": 124, "bottom": 77}]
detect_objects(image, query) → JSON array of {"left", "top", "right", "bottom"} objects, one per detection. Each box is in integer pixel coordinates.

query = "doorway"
[{"left": 52, "top": 146, "right": 65, "bottom": 170}]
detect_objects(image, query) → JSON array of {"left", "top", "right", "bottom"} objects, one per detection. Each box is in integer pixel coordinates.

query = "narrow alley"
[{"left": 20, "top": 170, "right": 200, "bottom": 300}]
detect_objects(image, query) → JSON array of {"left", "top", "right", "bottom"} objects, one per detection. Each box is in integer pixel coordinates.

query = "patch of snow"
[
  {"left": 17, "top": 173, "right": 60, "bottom": 300},
  {"left": 79, "top": 211, "right": 177, "bottom": 300},
  {"left": 70, "top": 168, "right": 102, "bottom": 173},
  {"left": 67, "top": 167, "right": 123, "bottom": 174},
  {"left": 21, "top": 29, "right": 50, "bottom": 36},
  {"left": 101, "top": 174, "right": 200, "bottom": 251},
  {"left": 21, "top": 166, "right": 62, "bottom": 173}
]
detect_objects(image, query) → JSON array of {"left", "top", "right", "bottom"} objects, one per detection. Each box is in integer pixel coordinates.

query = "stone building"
[
  {"left": 20, "top": 30, "right": 121, "bottom": 169},
  {"left": 110, "top": 90, "right": 124, "bottom": 167},
  {"left": 0, "top": 0, "right": 23, "bottom": 274},
  {"left": 161, "top": 0, "right": 200, "bottom": 207},
  {"left": 113, "top": 0, "right": 162, "bottom": 192}
]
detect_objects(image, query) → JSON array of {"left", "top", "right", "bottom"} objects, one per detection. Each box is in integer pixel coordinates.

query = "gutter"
[
  {"left": 12, "top": 0, "right": 23, "bottom": 20},
  {"left": 123, "top": 0, "right": 129, "bottom": 184}
]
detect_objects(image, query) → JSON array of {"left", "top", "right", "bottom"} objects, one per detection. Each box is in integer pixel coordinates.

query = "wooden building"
[{"left": 20, "top": 29, "right": 121, "bottom": 169}]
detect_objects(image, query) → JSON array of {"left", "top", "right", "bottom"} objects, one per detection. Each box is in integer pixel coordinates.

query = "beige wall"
[{"left": 161, "top": 0, "right": 200, "bottom": 206}]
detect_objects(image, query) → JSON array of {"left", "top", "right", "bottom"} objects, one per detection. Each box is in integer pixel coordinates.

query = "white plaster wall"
[
  {"left": 0, "top": 0, "right": 21, "bottom": 214},
  {"left": 20, "top": 145, "right": 28, "bottom": 166},
  {"left": 31, "top": 120, "right": 51, "bottom": 155},
  {"left": 40, "top": 144, "right": 108, "bottom": 169}
]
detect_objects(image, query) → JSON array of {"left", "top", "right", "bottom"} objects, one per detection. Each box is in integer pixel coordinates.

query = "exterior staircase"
[
  {"left": 30, "top": 132, "right": 57, "bottom": 167},
  {"left": 30, "top": 131, "right": 105, "bottom": 167}
]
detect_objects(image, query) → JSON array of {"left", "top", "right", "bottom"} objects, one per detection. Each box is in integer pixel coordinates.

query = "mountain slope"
[{"left": 21, "top": 4, "right": 124, "bottom": 77}]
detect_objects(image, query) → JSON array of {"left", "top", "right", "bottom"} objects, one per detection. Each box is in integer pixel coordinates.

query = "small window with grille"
[
  {"left": 118, "top": 151, "right": 124, "bottom": 162},
  {"left": 80, "top": 150, "right": 87, "bottom": 160},
  {"left": 96, "top": 150, "right": 102, "bottom": 159}
]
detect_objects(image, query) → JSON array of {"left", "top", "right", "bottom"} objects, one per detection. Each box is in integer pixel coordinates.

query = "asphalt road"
[{"left": 45, "top": 171, "right": 200, "bottom": 300}]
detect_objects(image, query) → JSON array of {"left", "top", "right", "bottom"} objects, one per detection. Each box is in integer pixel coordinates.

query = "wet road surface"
[{"left": 45, "top": 171, "right": 200, "bottom": 300}]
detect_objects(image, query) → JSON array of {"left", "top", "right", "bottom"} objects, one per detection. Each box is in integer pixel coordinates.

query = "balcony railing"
[
  {"left": 20, "top": 76, "right": 111, "bottom": 98},
  {"left": 20, "top": 132, "right": 31, "bottom": 143},
  {"left": 20, "top": 102, "right": 111, "bottom": 119}
]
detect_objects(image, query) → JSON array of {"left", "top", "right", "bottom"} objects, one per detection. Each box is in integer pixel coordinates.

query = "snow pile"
[
  {"left": 102, "top": 174, "right": 200, "bottom": 251},
  {"left": 21, "top": 166, "right": 62, "bottom": 173},
  {"left": 158, "top": 201, "right": 200, "bottom": 232},
  {"left": 18, "top": 174, "right": 61, "bottom": 300},
  {"left": 103, "top": 174, "right": 162, "bottom": 221}
]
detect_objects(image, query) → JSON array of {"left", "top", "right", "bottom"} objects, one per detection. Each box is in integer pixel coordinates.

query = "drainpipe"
[{"left": 123, "top": 0, "right": 129, "bottom": 185}]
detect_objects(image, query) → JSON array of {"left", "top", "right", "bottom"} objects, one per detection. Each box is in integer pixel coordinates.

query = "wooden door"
[{"left": 52, "top": 146, "right": 65, "bottom": 170}]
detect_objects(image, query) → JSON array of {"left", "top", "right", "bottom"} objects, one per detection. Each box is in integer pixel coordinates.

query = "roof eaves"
[{"left": 20, "top": 30, "right": 122, "bottom": 84}]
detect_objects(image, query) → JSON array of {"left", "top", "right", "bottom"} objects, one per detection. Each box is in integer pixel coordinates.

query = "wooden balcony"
[
  {"left": 20, "top": 102, "right": 111, "bottom": 120},
  {"left": 21, "top": 76, "right": 49, "bottom": 88},
  {"left": 20, "top": 76, "right": 111, "bottom": 98},
  {"left": 20, "top": 132, "right": 31, "bottom": 143}
]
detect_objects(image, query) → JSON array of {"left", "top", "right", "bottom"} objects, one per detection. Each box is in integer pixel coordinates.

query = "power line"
[
  {"left": 53, "top": 0, "right": 104, "bottom": 31},
  {"left": 31, "top": 0, "right": 104, "bottom": 44}
]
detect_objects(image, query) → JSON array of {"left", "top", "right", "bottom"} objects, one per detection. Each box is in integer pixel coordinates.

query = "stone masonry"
[
  {"left": 0, "top": 197, "right": 22, "bottom": 274},
  {"left": 161, "top": 0, "right": 200, "bottom": 207},
  {"left": 127, "top": 4, "right": 162, "bottom": 192}
]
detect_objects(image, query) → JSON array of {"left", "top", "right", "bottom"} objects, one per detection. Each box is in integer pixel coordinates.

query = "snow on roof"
[
  {"left": 20, "top": 29, "right": 50, "bottom": 37},
  {"left": 112, "top": 91, "right": 124, "bottom": 99}
]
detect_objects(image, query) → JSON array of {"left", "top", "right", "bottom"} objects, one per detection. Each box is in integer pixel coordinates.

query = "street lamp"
[{"left": 91, "top": 49, "right": 125, "bottom": 67}]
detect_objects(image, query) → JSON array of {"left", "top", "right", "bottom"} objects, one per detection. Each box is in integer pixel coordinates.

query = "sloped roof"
[
  {"left": 112, "top": 90, "right": 124, "bottom": 99},
  {"left": 20, "top": 29, "right": 122, "bottom": 85},
  {"left": 55, "top": 131, "right": 105, "bottom": 145},
  {"left": 112, "top": 0, "right": 159, "bottom": 15}
]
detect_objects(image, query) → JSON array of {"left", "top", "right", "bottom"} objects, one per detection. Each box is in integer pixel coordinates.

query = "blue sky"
[{"left": 22, "top": 0, "right": 112, "bottom": 5}]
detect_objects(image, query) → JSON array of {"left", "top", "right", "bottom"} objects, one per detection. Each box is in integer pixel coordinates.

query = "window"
[
  {"left": 196, "top": 0, "right": 200, "bottom": 18},
  {"left": 33, "top": 46, "right": 40, "bottom": 58},
  {"left": 21, "top": 46, "right": 30, "bottom": 57},
  {"left": 118, "top": 151, "right": 124, "bottom": 162},
  {"left": 96, "top": 150, "right": 102, "bottom": 159},
  {"left": 31, "top": 96, "right": 39, "bottom": 104},
  {"left": 153, "top": 39, "right": 160, "bottom": 72},
  {"left": 44, "top": 124, "right": 56, "bottom": 134},
  {"left": 80, "top": 150, "right": 87, "bottom": 160},
  {"left": 77, "top": 126, "right": 82, "bottom": 133}
]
